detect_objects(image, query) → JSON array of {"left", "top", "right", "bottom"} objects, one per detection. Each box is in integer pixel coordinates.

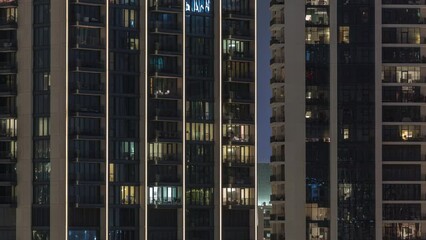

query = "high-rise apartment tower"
[
  {"left": 0, "top": 0, "right": 257, "bottom": 239},
  {"left": 267, "top": 0, "right": 418, "bottom": 239}
]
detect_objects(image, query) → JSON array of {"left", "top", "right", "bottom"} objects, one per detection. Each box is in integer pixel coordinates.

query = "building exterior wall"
[{"left": 0, "top": 0, "right": 257, "bottom": 239}]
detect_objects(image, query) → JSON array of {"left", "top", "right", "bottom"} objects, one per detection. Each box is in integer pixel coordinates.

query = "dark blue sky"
[{"left": 257, "top": 0, "right": 272, "bottom": 163}]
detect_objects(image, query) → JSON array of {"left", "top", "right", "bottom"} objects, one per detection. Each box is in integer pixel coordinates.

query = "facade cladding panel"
[
  {"left": 1, "top": 0, "right": 257, "bottom": 239},
  {"left": 270, "top": 0, "right": 377, "bottom": 240}
]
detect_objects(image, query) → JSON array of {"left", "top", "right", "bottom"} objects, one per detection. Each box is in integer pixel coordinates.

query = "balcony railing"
[
  {"left": 0, "top": 173, "right": 16, "bottom": 181},
  {"left": 270, "top": 116, "right": 285, "bottom": 123},
  {"left": 383, "top": 0, "right": 426, "bottom": 4},
  {"left": 0, "top": 151, "right": 16, "bottom": 160},
  {"left": 270, "top": 18, "right": 285, "bottom": 26},
  {"left": 223, "top": 156, "right": 255, "bottom": 165},
  {"left": 0, "top": 0, "right": 18, "bottom": 6},
  {"left": 270, "top": 194, "right": 285, "bottom": 201},
  {"left": 149, "top": 0, "right": 182, "bottom": 11},
  {"left": 270, "top": 135, "right": 285, "bottom": 143},
  {"left": 0, "top": 83, "right": 16, "bottom": 93},
  {"left": 270, "top": 155, "right": 285, "bottom": 163},
  {"left": 223, "top": 197, "right": 254, "bottom": 206},
  {"left": 270, "top": 0, "right": 284, "bottom": 7},
  {"left": 149, "top": 155, "right": 181, "bottom": 164},
  {"left": 270, "top": 175, "right": 285, "bottom": 182},
  {"left": 148, "top": 197, "right": 182, "bottom": 205},
  {"left": 270, "top": 214, "right": 286, "bottom": 221},
  {"left": 0, "top": 196, "right": 16, "bottom": 205},
  {"left": 270, "top": 233, "right": 285, "bottom": 240},
  {"left": 0, "top": 16, "right": 17, "bottom": 27}
]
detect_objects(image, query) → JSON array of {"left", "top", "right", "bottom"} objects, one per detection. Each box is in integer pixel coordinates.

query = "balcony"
[
  {"left": 270, "top": 37, "right": 285, "bottom": 47},
  {"left": 0, "top": 61, "right": 16, "bottom": 73},
  {"left": 69, "top": 128, "right": 104, "bottom": 140},
  {"left": 0, "top": 39, "right": 16, "bottom": 51},
  {"left": 149, "top": 0, "right": 182, "bottom": 12},
  {"left": 0, "top": 128, "right": 16, "bottom": 140},
  {"left": 223, "top": 156, "right": 255, "bottom": 166},
  {"left": 148, "top": 197, "right": 182, "bottom": 207},
  {"left": 223, "top": 197, "right": 255, "bottom": 208},
  {"left": 383, "top": 134, "right": 426, "bottom": 142},
  {"left": 69, "top": 195, "right": 104, "bottom": 208},
  {"left": 270, "top": 58, "right": 285, "bottom": 66},
  {"left": 270, "top": 77, "right": 285, "bottom": 84},
  {"left": 148, "top": 175, "right": 181, "bottom": 185},
  {"left": 223, "top": 113, "right": 254, "bottom": 124},
  {"left": 270, "top": 116, "right": 285, "bottom": 124},
  {"left": 0, "top": 16, "right": 17, "bottom": 29},
  {"left": 70, "top": 105, "right": 104, "bottom": 117},
  {"left": 270, "top": 96, "right": 285, "bottom": 104},
  {"left": 151, "top": 131, "right": 182, "bottom": 142},
  {"left": 270, "top": 155, "right": 285, "bottom": 163},
  {"left": 150, "top": 43, "right": 182, "bottom": 56},
  {"left": 383, "top": 0, "right": 426, "bottom": 4},
  {"left": 224, "top": 92, "right": 254, "bottom": 104},
  {"left": 70, "top": 36, "right": 105, "bottom": 50},
  {"left": 223, "top": 28, "right": 252, "bottom": 40},
  {"left": 270, "top": 0, "right": 284, "bottom": 8},
  {"left": 150, "top": 21, "right": 182, "bottom": 34},
  {"left": 270, "top": 135, "right": 285, "bottom": 143},
  {"left": 270, "top": 18, "right": 285, "bottom": 28},
  {"left": 223, "top": 9, "right": 253, "bottom": 20},
  {"left": 270, "top": 174, "right": 285, "bottom": 182},
  {"left": 223, "top": 52, "right": 254, "bottom": 62},
  {"left": 0, "top": 0, "right": 17, "bottom": 7},
  {"left": 70, "top": 15, "right": 105, "bottom": 28},
  {"left": 223, "top": 176, "right": 253, "bottom": 187},
  {"left": 0, "top": 151, "right": 15, "bottom": 162},
  {"left": 222, "top": 135, "right": 253, "bottom": 145},
  {"left": 150, "top": 88, "right": 181, "bottom": 100},
  {"left": 270, "top": 233, "right": 285, "bottom": 240},
  {"left": 0, "top": 82, "right": 16, "bottom": 95},
  {"left": 0, "top": 195, "right": 16, "bottom": 207},
  {"left": 270, "top": 194, "right": 285, "bottom": 202},
  {"left": 70, "top": 150, "right": 104, "bottom": 163},
  {"left": 150, "top": 109, "right": 181, "bottom": 121},
  {"left": 149, "top": 155, "right": 181, "bottom": 165},
  {"left": 383, "top": 95, "right": 426, "bottom": 104},
  {"left": 69, "top": 173, "right": 104, "bottom": 185},
  {"left": 70, "top": 60, "right": 105, "bottom": 72},
  {"left": 0, "top": 173, "right": 16, "bottom": 183},
  {"left": 224, "top": 74, "right": 254, "bottom": 83},
  {"left": 270, "top": 214, "right": 286, "bottom": 222},
  {"left": 70, "top": 0, "right": 105, "bottom": 5},
  {"left": 0, "top": 105, "right": 16, "bottom": 117},
  {"left": 70, "top": 81, "right": 104, "bottom": 95}
]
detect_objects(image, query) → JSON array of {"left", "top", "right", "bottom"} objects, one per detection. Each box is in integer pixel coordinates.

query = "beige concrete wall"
[
  {"left": 49, "top": 0, "right": 68, "bottom": 239},
  {"left": 284, "top": 0, "right": 306, "bottom": 239},
  {"left": 16, "top": 0, "right": 33, "bottom": 238}
]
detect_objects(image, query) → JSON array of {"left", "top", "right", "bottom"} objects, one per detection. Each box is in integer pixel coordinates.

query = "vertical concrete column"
[
  {"left": 329, "top": 0, "right": 338, "bottom": 238},
  {"left": 375, "top": 0, "right": 383, "bottom": 239},
  {"left": 214, "top": 0, "right": 223, "bottom": 239},
  {"left": 16, "top": 0, "right": 33, "bottom": 238},
  {"left": 284, "top": 0, "right": 306, "bottom": 239},
  {"left": 49, "top": 0, "right": 68, "bottom": 239}
]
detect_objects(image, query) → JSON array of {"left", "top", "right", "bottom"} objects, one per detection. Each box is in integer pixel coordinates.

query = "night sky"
[{"left": 257, "top": 0, "right": 272, "bottom": 163}]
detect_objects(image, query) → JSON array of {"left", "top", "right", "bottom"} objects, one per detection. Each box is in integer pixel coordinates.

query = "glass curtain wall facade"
[
  {"left": 306, "top": 1, "right": 331, "bottom": 240},
  {"left": 270, "top": 0, "right": 376, "bottom": 239},
  {"left": 0, "top": 0, "right": 17, "bottom": 239},
  {"left": 337, "top": 0, "right": 376, "bottom": 239},
  {"left": 32, "top": 0, "right": 51, "bottom": 239},
  {"left": 221, "top": 0, "right": 256, "bottom": 238}
]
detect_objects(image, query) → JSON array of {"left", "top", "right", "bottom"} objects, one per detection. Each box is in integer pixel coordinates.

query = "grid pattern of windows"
[{"left": 32, "top": 0, "right": 50, "bottom": 238}]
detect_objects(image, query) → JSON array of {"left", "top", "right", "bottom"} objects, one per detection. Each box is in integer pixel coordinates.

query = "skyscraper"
[
  {"left": 0, "top": 0, "right": 257, "bottom": 239},
  {"left": 269, "top": 0, "right": 379, "bottom": 239}
]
